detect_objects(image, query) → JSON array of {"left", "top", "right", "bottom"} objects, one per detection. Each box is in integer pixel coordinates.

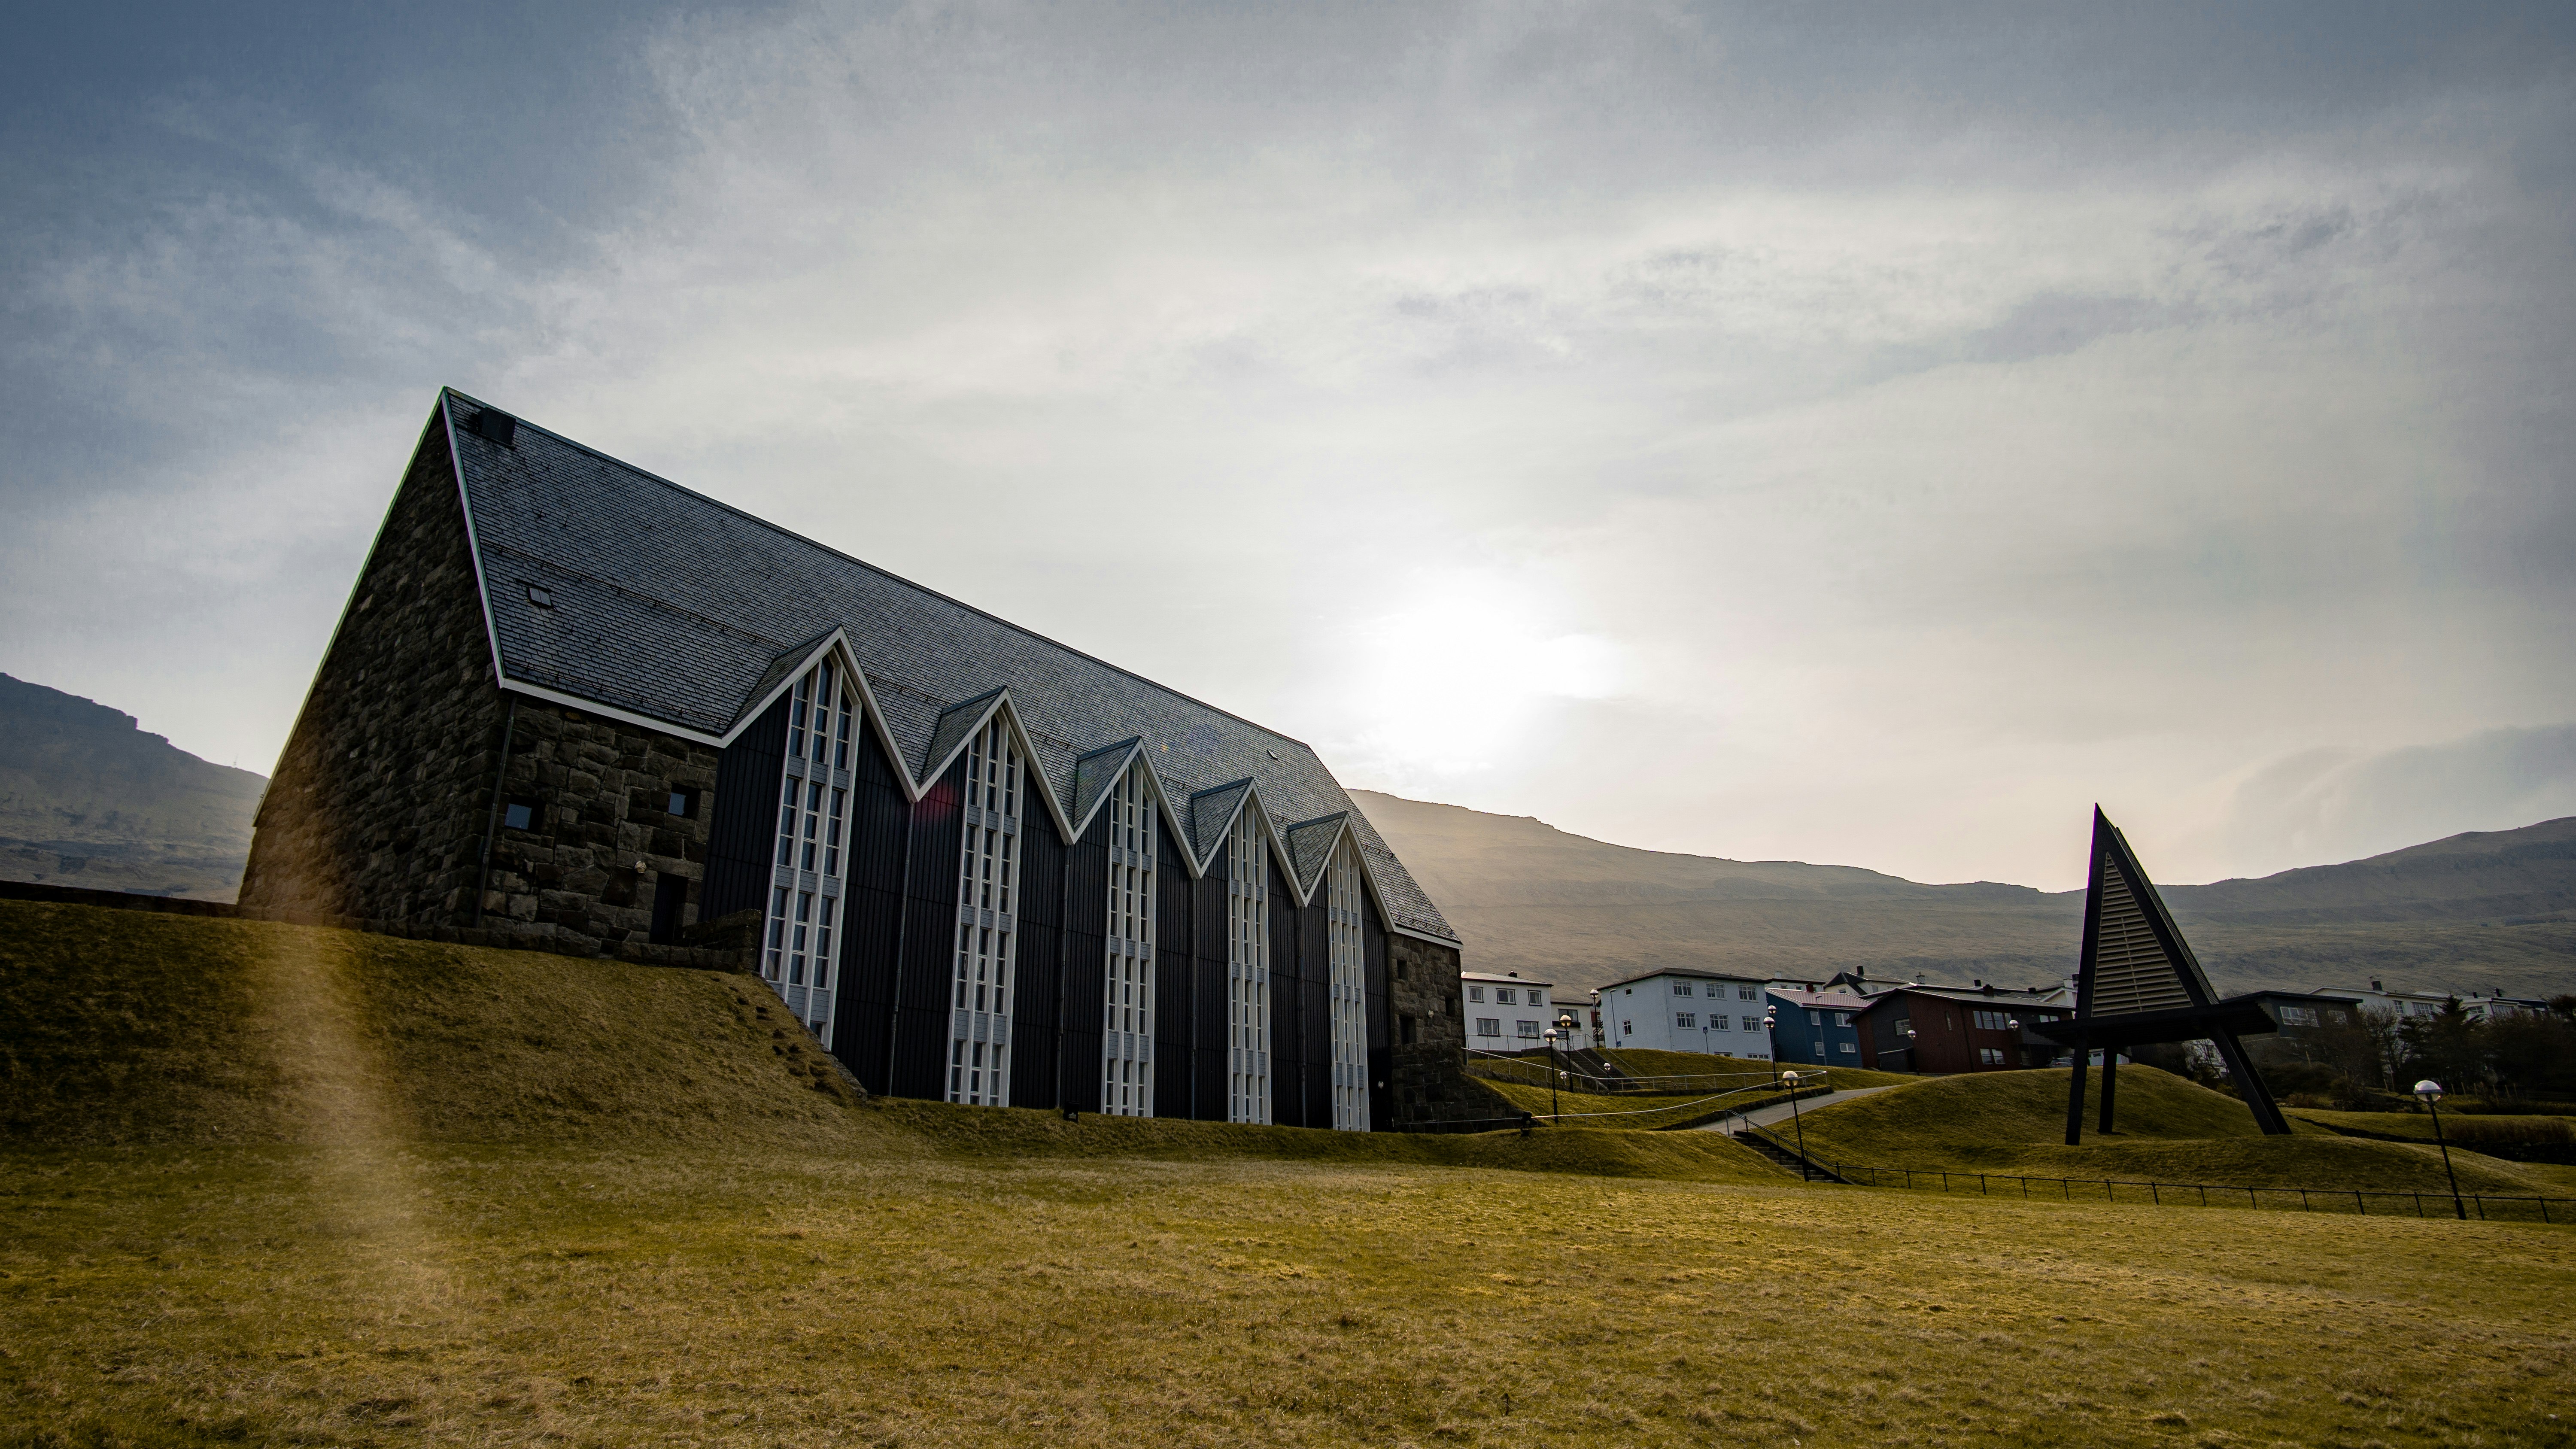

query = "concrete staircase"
[{"left": 1734, "top": 1127, "right": 1849, "bottom": 1183}]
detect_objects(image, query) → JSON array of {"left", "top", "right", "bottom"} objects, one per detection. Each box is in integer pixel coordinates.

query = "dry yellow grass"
[{"left": 5, "top": 902, "right": 2574, "bottom": 1446}]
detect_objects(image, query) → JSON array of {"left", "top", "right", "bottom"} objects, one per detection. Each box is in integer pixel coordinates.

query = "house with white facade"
[
  {"left": 1461, "top": 971, "right": 1557, "bottom": 1048},
  {"left": 1597, "top": 968, "right": 1774, "bottom": 1058}
]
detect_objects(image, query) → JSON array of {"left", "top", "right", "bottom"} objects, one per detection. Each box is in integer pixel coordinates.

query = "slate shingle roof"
[{"left": 436, "top": 389, "right": 1456, "bottom": 943}]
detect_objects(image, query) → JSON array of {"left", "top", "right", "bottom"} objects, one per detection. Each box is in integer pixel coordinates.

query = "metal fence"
[{"left": 1741, "top": 1126, "right": 2572, "bottom": 1222}]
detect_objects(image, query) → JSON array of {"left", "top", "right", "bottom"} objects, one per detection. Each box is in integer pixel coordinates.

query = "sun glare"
[{"left": 1346, "top": 570, "right": 1627, "bottom": 781}]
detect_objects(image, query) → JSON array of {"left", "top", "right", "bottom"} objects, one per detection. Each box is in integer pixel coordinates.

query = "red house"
[{"left": 1854, "top": 984, "right": 2072, "bottom": 1074}]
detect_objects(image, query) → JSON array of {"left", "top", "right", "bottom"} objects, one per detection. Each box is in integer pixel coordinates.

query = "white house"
[
  {"left": 1461, "top": 971, "right": 1557, "bottom": 1049},
  {"left": 1597, "top": 968, "right": 1774, "bottom": 1059}
]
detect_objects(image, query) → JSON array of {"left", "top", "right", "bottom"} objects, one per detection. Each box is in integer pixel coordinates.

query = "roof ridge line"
[{"left": 442, "top": 386, "right": 1314, "bottom": 751}]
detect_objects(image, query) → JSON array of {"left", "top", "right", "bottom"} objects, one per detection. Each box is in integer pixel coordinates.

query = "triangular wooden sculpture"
[{"left": 2035, "top": 808, "right": 2291, "bottom": 1143}]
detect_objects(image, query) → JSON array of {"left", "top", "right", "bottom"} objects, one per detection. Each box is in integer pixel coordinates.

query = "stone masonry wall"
[
  {"left": 1387, "top": 933, "right": 1516, "bottom": 1129},
  {"left": 239, "top": 416, "right": 740, "bottom": 969},
  {"left": 475, "top": 702, "right": 721, "bottom": 958},
  {"left": 240, "top": 420, "right": 506, "bottom": 927}
]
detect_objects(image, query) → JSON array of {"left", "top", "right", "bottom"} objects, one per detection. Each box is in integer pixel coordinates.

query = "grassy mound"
[
  {"left": 1787, "top": 1066, "right": 2561, "bottom": 1197},
  {"left": 0, "top": 899, "right": 871, "bottom": 1148},
  {"left": 1598, "top": 1047, "right": 1916, "bottom": 1091},
  {"left": 2291, "top": 1108, "right": 2575, "bottom": 1148},
  {"left": 0, "top": 901, "right": 1778, "bottom": 1184}
]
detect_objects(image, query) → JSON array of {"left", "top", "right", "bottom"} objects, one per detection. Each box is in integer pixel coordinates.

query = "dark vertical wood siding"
[
  {"left": 1364, "top": 905, "right": 1391, "bottom": 1130},
  {"left": 890, "top": 754, "right": 966, "bottom": 1101},
  {"left": 834, "top": 724, "right": 910, "bottom": 1092},
  {"left": 1193, "top": 837, "right": 1232, "bottom": 1121},
  {"left": 701, "top": 696, "right": 789, "bottom": 923},
  {"left": 1153, "top": 815, "right": 1197, "bottom": 1119},
  {"left": 1054, "top": 807, "right": 1112, "bottom": 1113},
  {"left": 1266, "top": 859, "right": 1300, "bottom": 1127},
  {"left": 1297, "top": 890, "right": 1331, "bottom": 1130},
  {"left": 1008, "top": 799, "right": 1067, "bottom": 1109}
]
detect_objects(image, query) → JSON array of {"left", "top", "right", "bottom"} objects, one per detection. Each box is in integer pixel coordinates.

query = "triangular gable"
[
  {"left": 1284, "top": 812, "right": 1350, "bottom": 895},
  {"left": 1189, "top": 779, "right": 1254, "bottom": 864},
  {"left": 731, "top": 629, "right": 842, "bottom": 732},
  {"left": 2077, "top": 807, "right": 2216, "bottom": 1018},
  {"left": 1070, "top": 738, "right": 1144, "bottom": 838},
  {"left": 920, "top": 688, "right": 1007, "bottom": 785}
]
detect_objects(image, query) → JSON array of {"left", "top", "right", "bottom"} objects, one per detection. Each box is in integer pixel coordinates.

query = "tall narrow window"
[
  {"left": 759, "top": 660, "right": 858, "bottom": 1048},
  {"left": 1325, "top": 836, "right": 1370, "bottom": 1131},
  {"left": 1227, "top": 806, "right": 1271, "bottom": 1124},
  {"left": 947, "top": 716, "right": 1022, "bottom": 1108},
  {"left": 1100, "top": 765, "right": 1156, "bottom": 1116}
]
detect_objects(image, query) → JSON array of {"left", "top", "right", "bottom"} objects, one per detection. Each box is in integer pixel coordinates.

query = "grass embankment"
[
  {"left": 1786, "top": 1066, "right": 2567, "bottom": 1198},
  {"left": 1475, "top": 1076, "right": 1804, "bottom": 1133},
  {"left": 2290, "top": 1108, "right": 2576, "bottom": 1147},
  {"left": 6, "top": 902, "right": 2574, "bottom": 1447},
  {"left": 1600, "top": 1047, "right": 1917, "bottom": 1091},
  {"left": 0, "top": 899, "right": 1769, "bottom": 1184}
]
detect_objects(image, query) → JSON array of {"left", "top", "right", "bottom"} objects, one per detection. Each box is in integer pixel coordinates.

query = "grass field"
[
  {"left": 5, "top": 902, "right": 2574, "bottom": 1447},
  {"left": 1782, "top": 1067, "right": 2573, "bottom": 1200}
]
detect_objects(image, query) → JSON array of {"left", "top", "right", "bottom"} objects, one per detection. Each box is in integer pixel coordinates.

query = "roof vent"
[
  {"left": 526, "top": 584, "right": 553, "bottom": 608},
  {"left": 472, "top": 407, "right": 518, "bottom": 447}
]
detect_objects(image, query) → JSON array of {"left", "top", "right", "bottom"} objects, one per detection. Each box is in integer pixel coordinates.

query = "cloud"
[
  {"left": 1, "top": 3, "right": 2572, "bottom": 885},
  {"left": 2204, "top": 724, "right": 2576, "bottom": 878}
]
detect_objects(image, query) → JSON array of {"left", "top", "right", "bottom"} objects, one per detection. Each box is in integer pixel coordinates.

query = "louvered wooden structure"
[{"left": 2032, "top": 808, "right": 2292, "bottom": 1143}]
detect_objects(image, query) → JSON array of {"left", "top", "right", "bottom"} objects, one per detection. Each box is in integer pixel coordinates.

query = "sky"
[{"left": 5, "top": 2, "right": 2573, "bottom": 890}]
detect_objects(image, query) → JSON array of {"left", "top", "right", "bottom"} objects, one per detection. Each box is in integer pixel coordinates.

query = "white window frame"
[
  {"left": 947, "top": 717, "right": 1022, "bottom": 1108},
  {"left": 1100, "top": 764, "right": 1157, "bottom": 1117},
  {"left": 1326, "top": 837, "right": 1370, "bottom": 1131},
  {"left": 760, "top": 659, "right": 856, "bottom": 1046},
  {"left": 1227, "top": 807, "right": 1271, "bottom": 1124}
]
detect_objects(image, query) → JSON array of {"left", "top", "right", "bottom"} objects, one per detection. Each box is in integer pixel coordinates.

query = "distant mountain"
[
  {"left": 0, "top": 674, "right": 265, "bottom": 901},
  {"left": 1352, "top": 790, "right": 2576, "bottom": 1002}
]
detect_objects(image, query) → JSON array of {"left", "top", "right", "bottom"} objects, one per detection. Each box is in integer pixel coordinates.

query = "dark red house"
[{"left": 1854, "top": 984, "right": 2073, "bottom": 1074}]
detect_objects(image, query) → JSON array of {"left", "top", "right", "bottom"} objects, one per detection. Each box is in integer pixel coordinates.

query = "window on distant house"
[
  {"left": 1468, "top": 986, "right": 1485, "bottom": 1003},
  {"left": 1622, "top": 1020, "right": 1634, "bottom": 1036},
  {"left": 1738, "top": 986, "right": 1757, "bottom": 1001},
  {"left": 1517, "top": 1021, "right": 1540, "bottom": 1039},
  {"left": 1477, "top": 1018, "right": 1502, "bottom": 1037},
  {"left": 1808, "top": 1010, "right": 1821, "bottom": 1026},
  {"left": 1978, "top": 1047, "right": 2005, "bottom": 1066},
  {"left": 2278, "top": 1005, "right": 2318, "bottom": 1028},
  {"left": 1677, "top": 1013, "right": 1697, "bottom": 1029},
  {"left": 503, "top": 796, "right": 538, "bottom": 832},
  {"left": 1839, "top": 1042, "right": 1857, "bottom": 1054},
  {"left": 1674, "top": 982, "right": 1693, "bottom": 997},
  {"left": 1835, "top": 1013, "right": 1852, "bottom": 1027},
  {"left": 1713, "top": 1015, "right": 1729, "bottom": 1031},
  {"left": 1497, "top": 988, "right": 1516, "bottom": 1005}
]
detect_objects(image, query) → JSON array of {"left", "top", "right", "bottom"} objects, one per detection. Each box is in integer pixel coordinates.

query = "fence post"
[
  {"left": 2300, "top": 1189, "right": 2308, "bottom": 1211},
  {"left": 2544, "top": 1198, "right": 2553, "bottom": 1226},
  {"left": 2151, "top": 1183, "right": 2159, "bottom": 1205},
  {"left": 2355, "top": 1190, "right": 2363, "bottom": 1215},
  {"left": 2199, "top": 1186, "right": 2207, "bottom": 1207}
]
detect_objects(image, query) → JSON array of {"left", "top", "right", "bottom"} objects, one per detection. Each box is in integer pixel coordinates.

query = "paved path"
[{"left": 1692, "top": 1083, "right": 1905, "bottom": 1133}]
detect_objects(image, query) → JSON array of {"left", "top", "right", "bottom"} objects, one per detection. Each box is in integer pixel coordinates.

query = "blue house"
[{"left": 1767, "top": 987, "right": 1870, "bottom": 1067}]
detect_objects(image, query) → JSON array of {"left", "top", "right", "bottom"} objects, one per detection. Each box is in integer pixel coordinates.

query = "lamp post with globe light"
[
  {"left": 2417, "top": 1079, "right": 2467, "bottom": 1220},
  {"left": 1764, "top": 1005, "right": 1780, "bottom": 1086},
  {"left": 1541, "top": 1028, "right": 1561, "bottom": 1121},
  {"left": 1782, "top": 1069, "right": 1813, "bottom": 1180}
]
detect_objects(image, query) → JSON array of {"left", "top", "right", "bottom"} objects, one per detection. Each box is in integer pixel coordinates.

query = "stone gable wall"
[
  {"left": 240, "top": 420, "right": 737, "bottom": 967},
  {"left": 1386, "top": 933, "right": 1513, "bottom": 1129},
  {"left": 240, "top": 422, "right": 505, "bottom": 926}
]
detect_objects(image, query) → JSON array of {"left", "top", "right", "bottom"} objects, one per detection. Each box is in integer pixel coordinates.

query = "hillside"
[
  {"left": 0, "top": 673, "right": 264, "bottom": 900},
  {"left": 1353, "top": 790, "right": 2576, "bottom": 999}
]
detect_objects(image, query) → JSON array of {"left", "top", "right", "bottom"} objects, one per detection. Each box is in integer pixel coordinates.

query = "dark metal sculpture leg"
[
  {"left": 2209, "top": 1031, "right": 2291, "bottom": 1136},
  {"left": 2064, "top": 1048, "right": 2089, "bottom": 1146}
]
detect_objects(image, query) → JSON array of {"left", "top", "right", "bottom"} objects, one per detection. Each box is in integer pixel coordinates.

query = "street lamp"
[
  {"left": 1588, "top": 989, "right": 1602, "bottom": 1051},
  {"left": 1542, "top": 1028, "right": 1561, "bottom": 1121},
  {"left": 2416, "top": 1079, "right": 2467, "bottom": 1220},
  {"left": 2005, "top": 1018, "right": 2021, "bottom": 1070},
  {"left": 1782, "top": 1068, "right": 1812, "bottom": 1181},
  {"left": 1763, "top": 1006, "right": 1780, "bottom": 1086}
]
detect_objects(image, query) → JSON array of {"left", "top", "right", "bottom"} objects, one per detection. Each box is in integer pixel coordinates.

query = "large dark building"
[{"left": 242, "top": 389, "right": 1479, "bottom": 1130}]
